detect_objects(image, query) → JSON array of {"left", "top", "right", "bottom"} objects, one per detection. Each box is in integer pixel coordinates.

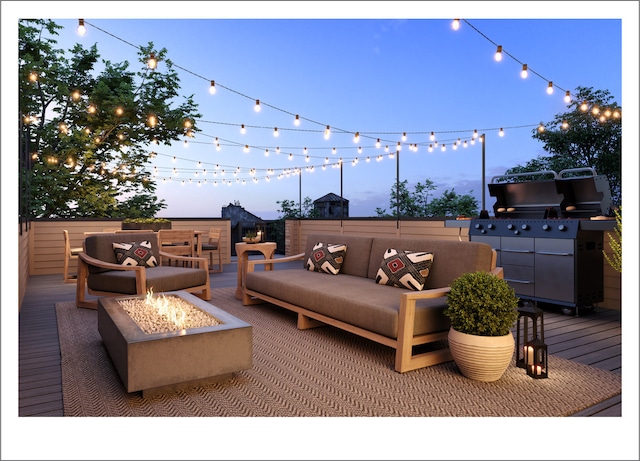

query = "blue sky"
[
  {"left": 4, "top": 2, "right": 635, "bottom": 220},
  {"left": 2, "top": 2, "right": 639, "bottom": 460}
]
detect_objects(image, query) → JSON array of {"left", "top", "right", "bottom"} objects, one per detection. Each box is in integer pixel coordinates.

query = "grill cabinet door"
[{"left": 534, "top": 239, "right": 574, "bottom": 303}]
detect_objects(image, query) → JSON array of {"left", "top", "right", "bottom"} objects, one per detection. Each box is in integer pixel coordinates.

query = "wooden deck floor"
[{"left": 18, "top": 259, "right": 622, "bottom": 417}]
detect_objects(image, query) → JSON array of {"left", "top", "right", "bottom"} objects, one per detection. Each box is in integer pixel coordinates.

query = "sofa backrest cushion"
[
  {"left": 304, "top": 234, "right": 373, "bottom": 278},
  {"left": 368, "top": 238, "right": 494, "bottom": 289},
  {"left": 84, "top": 232, "right": 160, "bottom": 274}
]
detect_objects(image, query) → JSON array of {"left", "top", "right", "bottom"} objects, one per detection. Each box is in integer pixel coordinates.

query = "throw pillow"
[
  {"left": 375, "top": 248, "right": 434, "bottom": 291},
  {"left": 113, "top": 241, "right": 159, "bottom": 267},
  {"left": 305, "top": 242, "right": 347, "bottom": 275}
]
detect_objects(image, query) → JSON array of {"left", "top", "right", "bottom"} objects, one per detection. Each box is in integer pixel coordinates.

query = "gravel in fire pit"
[{"left": 118, "top": 294, "right": 221, "bottom": 334}]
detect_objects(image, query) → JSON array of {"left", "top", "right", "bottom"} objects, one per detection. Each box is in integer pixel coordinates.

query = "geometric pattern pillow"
[
  {"left": 375, "top": 248, "right": 434, "bottom": 291},
  {"left": 305, "top": 242, "right": 347, "bottom": 275},
  {"left": 113, "top": 241, "right": 159, "bottom": 267}
]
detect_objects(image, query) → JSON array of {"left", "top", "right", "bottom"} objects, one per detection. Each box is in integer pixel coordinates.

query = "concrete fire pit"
[{"left": 98, "top": 291, "right": 252, "bottom": 397}]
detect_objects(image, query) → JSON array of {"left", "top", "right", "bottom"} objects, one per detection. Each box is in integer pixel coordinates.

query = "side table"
[{"left": 235, "top": 241, "right": 277, "bottom": 299}]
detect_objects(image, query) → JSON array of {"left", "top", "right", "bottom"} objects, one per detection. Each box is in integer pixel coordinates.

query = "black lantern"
[
  {"left": 516, "top": 304, "right": 545, "bottom": 369},
  {"left": 525, "top": 337, "right": 548, "bottom": 379}
]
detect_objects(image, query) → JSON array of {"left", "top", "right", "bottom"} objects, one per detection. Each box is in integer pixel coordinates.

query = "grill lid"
[{"left": 488, "top": 168, "right": 611, "bottom": 219}]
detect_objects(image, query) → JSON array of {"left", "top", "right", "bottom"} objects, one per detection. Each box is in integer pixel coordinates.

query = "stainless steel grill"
[{"left": 469, "top": 168, "right": 614, "bottom": 315}]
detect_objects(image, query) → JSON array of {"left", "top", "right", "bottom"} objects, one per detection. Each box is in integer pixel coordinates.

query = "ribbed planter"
[{"left": 448, "top": 327, "right": 515, "bottom": 382}]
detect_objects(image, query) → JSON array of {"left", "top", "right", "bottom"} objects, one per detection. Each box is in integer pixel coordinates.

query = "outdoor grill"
[{"left": 468, "top": 168, "right": 614, "bottom": 315}]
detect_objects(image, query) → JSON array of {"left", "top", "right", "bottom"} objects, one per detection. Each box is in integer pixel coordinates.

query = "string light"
[
  {"left": 451, "top": 19, "right": 460, "bottom": 31},
  {"left": 209, "top": 80, "right": 216, "bottom": 94},
  {"left": 494, "top": 45, "right": 503, "bottom": 62},
  {"left": 294, "top": 114, "right": 300, "bottom": 126},
  {"left": 473, "top": 129, "right": 478, "bottom": 139},
  {"left": 430, "top": 132, "right": 435, "bottom": 141},
  {"left": 29, "top": 71, "right": 38, "bottom": 82},
  {"left": 401, "top": 132, "right": 407, "bottom": 142},
  {"left": 561, "top": 120, "right": 569, "bottom": 130},
  {"left": 273, "top": 127, "right": 279, "bottom": 137},
  {"left": 499, "top": 127, "right": 505, "bottom": 137},
  {"left": 240, "top": 124, "right": 246, "bottom": 134},
  {"left": 580, "top": 101, "right": 589, "bottom": 111},
  {"left": 353, "top": 132, "right": 360, "bottom": 143},
  {"left": 147, "top": 52, "right": 157, "bottom": 70},
  {"left": 243, "top": 145, "right": 249, "bottom": 153},
  {"left": 115, "top": 106, "right": 124, "bottom": 116},
  {"left": 546, "top": 81, "right": 554, "bottom": 95},
  {"left": 537, "top": 122, "right": 545, "bottom": 133},
  {"left": 77, "top": 19, "right": 86, "bottom": 36},
  {"left": 254, "top": 99, "right": 261, "bottom": 112},
  {"left": 376, "top": 139, "right": 381, "bottom": 149},
  {"left": 324, "top": 125, "right": 331, "bottom": 140},
  {"left": 564, "top": 90, "right": 571, "bottom": 103},
  {"left": 520, "top": 64, "right": 528, "bottom": 79}
]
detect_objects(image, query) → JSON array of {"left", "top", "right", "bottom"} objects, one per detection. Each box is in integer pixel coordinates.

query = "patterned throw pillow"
[
  {"left": 305, "top": 242, "right": 347, "bottom": 275},
  {"left": 375, "top": 248, "right": 434, "bottom": 291},
  {"left": 113, "top": 241, "right": 159, "bottom": 267}
]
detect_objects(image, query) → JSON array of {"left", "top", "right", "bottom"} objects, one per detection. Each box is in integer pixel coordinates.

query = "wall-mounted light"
[
  {"left": 494, "top": 45, "right": 503, "bottom": 62},
  {"left": 77, "top": 19, "right": 86, "bottom": 36},
  {"left": 520, "top": 64, "right": 528, "bottom": 79}
]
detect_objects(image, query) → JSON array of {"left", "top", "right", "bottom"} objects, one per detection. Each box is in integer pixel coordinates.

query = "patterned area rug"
[{"left": 57, "top": 287, "right": 621, "bottom": 417}]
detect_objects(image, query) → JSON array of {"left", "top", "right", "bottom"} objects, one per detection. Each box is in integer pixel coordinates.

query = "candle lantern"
[
  {"left": 525, "top": 337, "right": 548, "bottom": 379},
  {"left": 516, "top": 304, "right": 544, "bottom": 369}
]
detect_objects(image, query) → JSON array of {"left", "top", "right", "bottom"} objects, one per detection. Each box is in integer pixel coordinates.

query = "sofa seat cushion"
[
  {"left": 245, "top": 269, "right": 450, "bottom": 339},
  {"left": 87, "top": 266, "right": 208, "bottom": 295}
]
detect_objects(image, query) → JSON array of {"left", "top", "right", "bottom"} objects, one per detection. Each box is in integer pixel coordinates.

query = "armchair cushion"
[
  {"left": 88, "top": 266, "right": 208, "bottom": 295},
  {"left": 113, "top": 240, "right": 158, "bottom": 267},
  {"left": 375, "top": 248, "right": 434, "bottom": 291}
]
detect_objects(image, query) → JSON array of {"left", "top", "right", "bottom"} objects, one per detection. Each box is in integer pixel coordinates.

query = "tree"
[
  {"left": 506, "top": 86, "right": 621, "bottom": 207},
  {"left": 19, "top": 19, "right": 201, "bottom": 218},
  {"left": 375, "top": 179, "right": 478, "bottom": 217},
  {"left": 275, "top": 196, "right": 319, "bottom": 219}
]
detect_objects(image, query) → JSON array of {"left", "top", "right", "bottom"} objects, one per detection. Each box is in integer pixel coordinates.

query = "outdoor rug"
[{"left": 56, "top": 287, "right": 621, "bottom": 417}]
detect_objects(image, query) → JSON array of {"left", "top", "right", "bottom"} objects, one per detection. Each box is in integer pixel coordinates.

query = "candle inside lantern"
[{"left": 525, "top": 346, "right": 534, "bottom": 365}]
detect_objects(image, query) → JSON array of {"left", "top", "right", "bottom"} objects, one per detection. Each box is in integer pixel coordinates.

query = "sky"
[
  {"left": 2, "top": 2, "right": 639, "bottom": 460},
  {"left": 4, "top": 2, "right": 636, "bottom": 221}
]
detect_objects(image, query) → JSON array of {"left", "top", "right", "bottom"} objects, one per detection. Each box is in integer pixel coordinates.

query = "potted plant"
[
  {"left": 121, "top": 217, "right": 171, "bottom": 232},
  {"left": 443, "top": 271, "right": 520, "bottom": 382}
]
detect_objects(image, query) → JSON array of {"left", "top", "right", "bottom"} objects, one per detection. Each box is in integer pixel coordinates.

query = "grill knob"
[
  {"left": 487, "top": 223, "right": 495, "bottom": 230},
  {"left": 480, "top": 229, "right": 486, "bottom": 234},
  {"left": 514, "top": 230, "right": 520, "bottom": 235},
  {"left": 558, "top": 224, "right": 567, "bottom": 232},
  {"left": 507, "top": 224, "right": 515, "bottom": 230},
  {"left": 542, "top": 224, "right": 550, "bottom": 231},
  {"left": 521, "top": 224, "right": 529, "bottom": 231},
  {"left": 474, "top": 223, "right": 482, "bottom": 230}
]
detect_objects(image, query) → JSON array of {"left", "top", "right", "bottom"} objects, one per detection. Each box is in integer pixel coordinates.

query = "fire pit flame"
[{"left": 146, "top": 288, "right": 187, "bottom": 330}]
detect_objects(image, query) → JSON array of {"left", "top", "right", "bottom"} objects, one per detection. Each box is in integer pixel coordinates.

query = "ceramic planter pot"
[{"left": 448, "top": 327, "right": 515, "bottom": 382}]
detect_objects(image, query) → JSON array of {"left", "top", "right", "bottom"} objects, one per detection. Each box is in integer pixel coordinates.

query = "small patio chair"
[
  {"left": 201, "top": 228, "right": 223, "bottom": 273},
  {"left": 63, "top": 230, "right": 83, "bottom": 283}
]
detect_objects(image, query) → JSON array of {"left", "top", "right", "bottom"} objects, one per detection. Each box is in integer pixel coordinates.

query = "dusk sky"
[
  {"left": 2, "top": 2, "right": 639, "bottom": 460},
  {"left": 4, "top": 2, "right": 635, "bottom": 221}
]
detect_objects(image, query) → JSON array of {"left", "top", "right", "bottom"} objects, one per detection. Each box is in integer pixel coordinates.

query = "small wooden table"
[{"left": 235, "top": 241, "right": 277, "bottom": 299}]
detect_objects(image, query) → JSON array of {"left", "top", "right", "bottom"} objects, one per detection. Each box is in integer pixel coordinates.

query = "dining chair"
[
  {"left": 63, "top": 230, "right": 83, "bottom": 283},
  {"left": 201, "top": 228, "right": 223, "bottom": 273},
  {"left": 157, "top": 229, "right": 195, "bottom": 267}
]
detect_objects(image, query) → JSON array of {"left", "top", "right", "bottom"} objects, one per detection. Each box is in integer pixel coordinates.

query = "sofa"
[
  {"left": 76, "top": 231, "right": 211, "bottom": 309},
  {"left": 243, "top": 233, "right": 501, "bottom": 373}
]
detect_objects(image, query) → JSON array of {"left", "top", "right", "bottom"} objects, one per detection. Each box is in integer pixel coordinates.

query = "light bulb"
[
  {"left": 147, "top": 53, "right": 157, "bottom": 70},
  {"left": 294, "top": 114, "right": 300, "bottom": 126},
  {"left": 244, "top": 145, "right": 249, "bottom": 153},
  {"left": 452, "top": 19, "right": 460, "bottom": 31},
  {"left": 303, "top": 147, "right": 308, "bottom": 155},
  {"left": 87, "top": 104, "right": 96, "bottom": 114},
  {"left": 71, "top": 90, "right": 81, "bottom": 101},
  {"left": 473, "top": 129, "right": 478, "bottom": 139},
  {"left": 499, "top": 128, "right": 505, "bottom": 137},
  {"left": 147, "top": 114, "right": 157, "bottom": 127},
  {"left": 521, "top": 64, "right": 528, "bottom": 78},
  {"left": 376, "top": 139, "right": 381, "bottom": 149},
  {"left": 240, "top": 124, "right": 246, "bottom": 134},
  {"left": 546, "top": 81, "right": 554, "bottom": 95},
  {"left": 77, "top": 19, "right": 86, "bottom": 36},
  {"left": 273, "top": 127, "right": 279, "bottom": 137},
  {"left": 538, "top": 123, "right": 544, "bottom": 133},
  {"left": 564, "top": 90, "right": 571, "bottom": 103},
  {"left": 580, "top": 101, "right": 588, "bottom": 112},
  {"left": 29, "top": 71, "right": 38, "bottom": 82},
  {"left": 332, "top": 147, "right": 337, "bottom": 154},
  {"left": 561, "top": 120, "right": 569, "bottom": 130},
  {"left": 494, "top": 45, "right": 503, "bottom": 62},
  {"left": 430, "top": 131, "right": 435, "bottom": 141},
  {"left": 402, "top": 132, "right": 407, "bottom": 142},
  {"left": 397, "top": 141, "right": 401, "bottom": 151},
  {"left": 353, "top": 132, "right": 360, "bottom": 143},
  {"left": 115, "top": 106, "right": 124, "bottom": 116},
  {"left": 265, "top": 149, "right": 269, "bottom": 157},
  {"left": 254, "top": 99, "right": 261, "bottom": 112},
  {"left": 358, "top": 146, "right": 362, "bottom": 154},
  {"left": 209, "top": 80, "right": 216, "bottom": 94},
  {"left": 428, "top": 145, "right": 433, "bottom": 153},
  {"left": 324, "top": 125, "right": 331, "bottom": 140}
]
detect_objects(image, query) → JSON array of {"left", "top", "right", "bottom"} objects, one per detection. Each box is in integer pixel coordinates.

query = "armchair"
[{"left": 76, "top": 231, "right": 211, "bottom": 309}]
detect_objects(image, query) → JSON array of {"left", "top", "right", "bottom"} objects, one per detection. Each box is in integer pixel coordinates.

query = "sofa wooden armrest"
[{"left": 246, "top": 253, "right": 304, "bottom": 273}]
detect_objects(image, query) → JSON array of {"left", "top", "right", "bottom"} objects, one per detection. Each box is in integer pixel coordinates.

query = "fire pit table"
[{"left": 98, "top": 290, "right": 252, "bottom": 397}]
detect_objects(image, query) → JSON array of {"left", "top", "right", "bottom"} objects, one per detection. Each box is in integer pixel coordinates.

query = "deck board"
[{"left": 18, "top": 260, "right": 623, "bottom": 417}]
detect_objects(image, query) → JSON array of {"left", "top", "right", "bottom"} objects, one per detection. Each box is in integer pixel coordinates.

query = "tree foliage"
[
  {"left": 375, "top": 179, "right": 478, "bottom": 218},
  {"left": 506, "top": 86, "right": 621, "bottom": 208},
  {"left": 275, "top": 197, "right": 319, "bottom": 219},
  {"left": 19, "top": 19, "right": 201, "bottom": 218}
]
